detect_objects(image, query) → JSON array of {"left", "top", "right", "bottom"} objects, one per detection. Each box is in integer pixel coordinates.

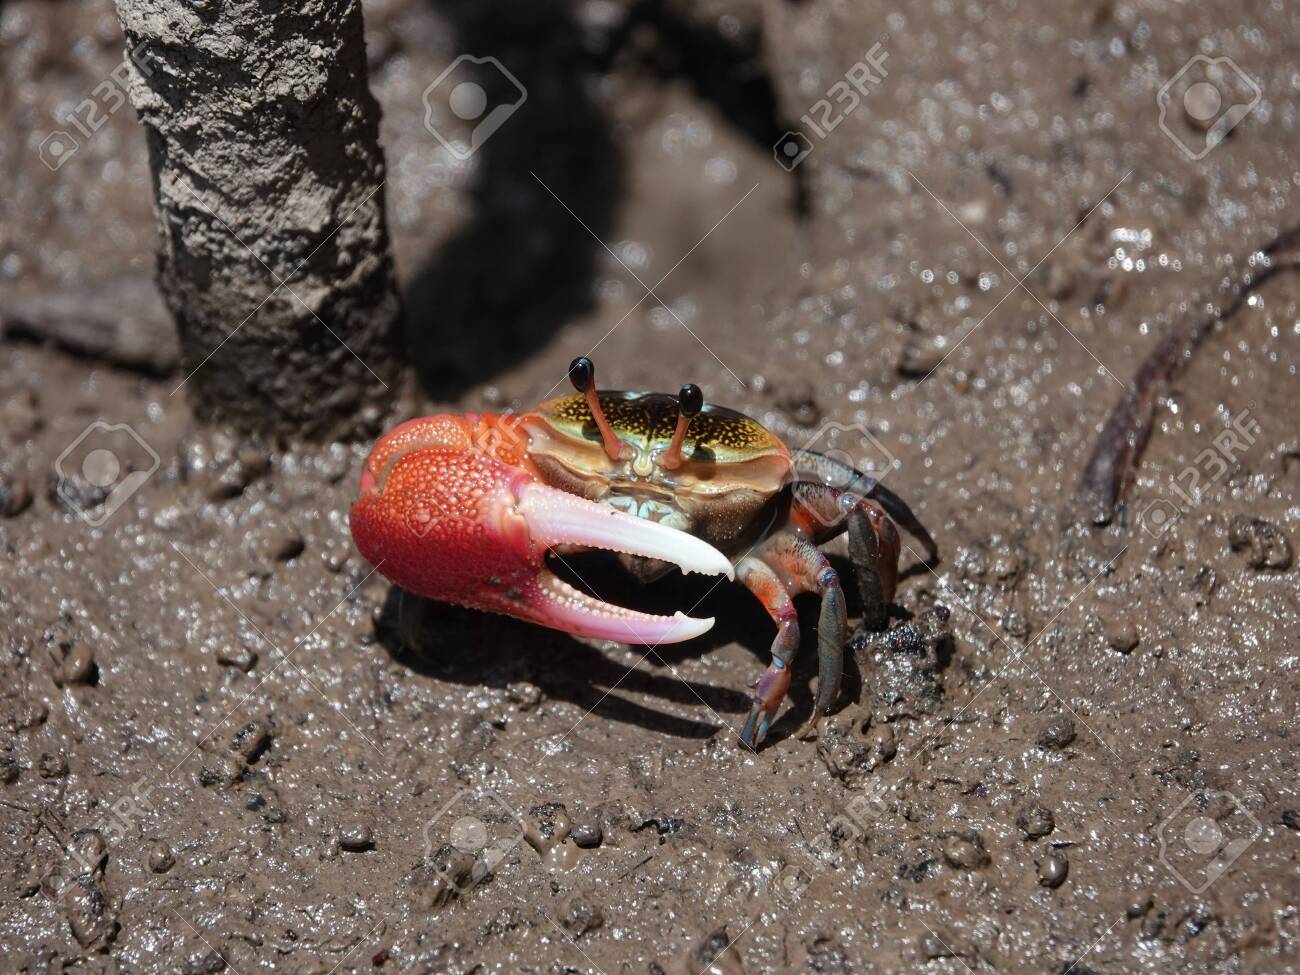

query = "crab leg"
[
  {"left": 735, "top": 556, "right": 797, "bottom": 748},
  {"left": 737, "top": 535, "right": 847, "bottom": 749},
  {"left": 350, "top": 415, "right": 733, "bottom": 646}
]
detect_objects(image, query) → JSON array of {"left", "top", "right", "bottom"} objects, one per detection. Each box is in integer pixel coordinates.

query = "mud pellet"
[
  {"left": 15, "top": 701, "right": 48, "bottom": 729},
  {"left": 942, "top": 832, "right": 989, "bottom": 869},
  {"left": 1106, "top": 620, "right": 1139, "bottom": 653},
  {"left": 1126, "top": 894, "right": 1153, "bottom": 918},
  {"left": 898, "top": 340, "right": 946, "bottom": 378},
  {"left": 1037, "top": 715, "right": 1076, "bottom": 750},
  {"left": 1282, "top": 810, "right": 1300, "bottom": 831},
  {"left": 68, "top": 829, "right": 108, "bottom": 875},
  {"left": 506, "top": 681, "right": 543, "bottom": 710},
  {"left": 229, "top": 720, "right": 272, "bottom": 763},
  {"left": 1228, "top": 515, "right": 1293, "bottom": 571},
  {"left": 62, "top": 644, "right": 96, "bottom": 685},
  {"left": 38, "top": 751, "right": 68, "bottom": 778},
  {"left": 571, "top": 822, "right": 603, "bottom": 848},
  {"left": 264, "top": 524, "right": 305, "bottom": 562},
  {"left": 920, "top": 934, "right": 955, "bottom": 959},
  {"left": 1038, "top": 852, "right": 1068, "bottom": 887},
  {"left": 1015, "top": 802, "right": 1055, "bottom": 839},
  {"left": 64, "top": 874, "right": 116, "bottom": 950},
  {"left": 0, "top": 756, "right": 19, "bottom": 784},
  {"left": 526, "top": 802, "right": 572, "bottom": 852},
  {"left": 148, "top": 842, "right": 175, "bottom": 873},
  {"left": 0, "top": 475, "right": 33, "bottom": 517},
  {"left": 339, "top": 824, "right": 374, "bottom": 851},
  {"left": 216, "top": 645, "right": 258, "bottom": 673},
  {"left": 559, "top": 892, "right": 604, "bottom": 936}
]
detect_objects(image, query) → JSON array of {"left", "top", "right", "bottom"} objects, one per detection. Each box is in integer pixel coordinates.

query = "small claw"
[{"left": 738, "top": 661, "right": 790, "bottom": 750}]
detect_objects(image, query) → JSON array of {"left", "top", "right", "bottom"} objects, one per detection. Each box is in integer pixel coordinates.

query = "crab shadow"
[
  {"left": 402, "top": 0, "right": 801, "bottom": 400},
  {"left": 374, "top": 549, "right": 931, "bottom": 745}
]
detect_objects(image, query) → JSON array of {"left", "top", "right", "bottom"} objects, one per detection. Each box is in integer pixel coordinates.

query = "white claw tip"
[{"left": 667, "top": 613, "right": 715, "bottom": 642}]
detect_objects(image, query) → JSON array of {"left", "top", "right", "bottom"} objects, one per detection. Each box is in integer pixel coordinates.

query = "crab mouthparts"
[{"left": 514, "top": 482, "right": 733, "bottom": 645}]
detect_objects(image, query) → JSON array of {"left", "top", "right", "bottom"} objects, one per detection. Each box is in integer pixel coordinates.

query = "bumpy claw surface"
[{"left": 350, "top": 415, "right": 733, "bottom": 645}]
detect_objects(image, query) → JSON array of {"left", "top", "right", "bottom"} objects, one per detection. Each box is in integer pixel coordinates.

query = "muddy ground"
[{"left": 2, "top": 0, "right": 1298, "bottom": 972}]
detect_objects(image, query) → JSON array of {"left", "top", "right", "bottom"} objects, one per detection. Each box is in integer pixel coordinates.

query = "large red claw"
[{"left": 349, "top": 416, "right": 734, "bottom": 645}]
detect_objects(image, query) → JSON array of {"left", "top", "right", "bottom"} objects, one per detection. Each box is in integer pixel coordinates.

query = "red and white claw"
[{"left": 349, "top": 416, "right": 733, "bottom": 645}]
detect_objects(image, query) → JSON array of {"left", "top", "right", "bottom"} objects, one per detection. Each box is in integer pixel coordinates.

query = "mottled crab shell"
[{"left": 518, "top": 391, "right": 794, "bottom": 552}]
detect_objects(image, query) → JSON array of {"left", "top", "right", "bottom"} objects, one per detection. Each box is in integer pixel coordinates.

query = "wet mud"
[{"left": 2, "top": 0, "right": 1298, "bottom": 972}]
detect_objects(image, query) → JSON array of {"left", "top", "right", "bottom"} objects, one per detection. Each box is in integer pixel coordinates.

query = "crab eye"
[
  {"left": 568, "top": 356, "right": 595, "bottom": 392},
  {"left": 678, "top": 383, "right": 703, "bottom": 417}
]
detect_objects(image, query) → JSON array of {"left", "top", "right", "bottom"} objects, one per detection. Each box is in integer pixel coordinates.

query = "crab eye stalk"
[
  {"left": 659, "top": 382, "right": 703, "bottom": 470},
  {"left": 568, "top": 356, "right": 629, "bottom": 462}
]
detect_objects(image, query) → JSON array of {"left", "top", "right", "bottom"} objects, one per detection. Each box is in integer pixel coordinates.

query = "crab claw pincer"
[
  {"left": 738, "top": 661, "right": 791, "bottom": 750},
  {"left": 349, "top": 416, "right": 733, "bottom": 644}
]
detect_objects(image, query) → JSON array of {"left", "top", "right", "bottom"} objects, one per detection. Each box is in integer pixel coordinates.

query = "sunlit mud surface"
[{"left": 2, "top": 0, "right": 1297, "bottom": 972}]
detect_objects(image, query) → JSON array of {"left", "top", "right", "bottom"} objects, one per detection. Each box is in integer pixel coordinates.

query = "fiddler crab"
[{"left": 350, "top": 357, "right": 937, "bottom": 748}]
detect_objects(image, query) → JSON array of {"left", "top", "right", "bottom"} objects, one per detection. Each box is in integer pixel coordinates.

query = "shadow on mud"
[{"left": 403, "top": 0, "right": 801, "bottom": 401}]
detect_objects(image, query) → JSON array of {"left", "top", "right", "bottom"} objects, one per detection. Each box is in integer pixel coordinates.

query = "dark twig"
[{"left": 1072, "top": 224, "right": 1300, "bottom": 528}]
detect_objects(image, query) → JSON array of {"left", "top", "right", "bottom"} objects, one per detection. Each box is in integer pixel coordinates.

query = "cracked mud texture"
[{"left": 2, "top": 0, "right": 1298, "bottom": 973}]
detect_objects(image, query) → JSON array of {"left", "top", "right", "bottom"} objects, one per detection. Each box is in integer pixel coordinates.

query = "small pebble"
[
  {"left": 1037, "top": 715, "right": 1076, "bottom": 750},
  {"left": 0, "top": 474, "right": 33, "bottom": 517},
  {"left": 1037, "top": 852, "right": 1069, "bottom": 888},
  {"left": 62, "top": 644, "right": 97, "bottom": 685},
  {"left": 1106, "top": 619, "right": 1140, "bottom": 654},
  {"left": 148, "top": 842, "right": 176, "bottom": 873},
  {"left": 216, "top": 645, "right": 258, "bottom": 673},
  {"left": 1015, "top": 802, "right": 1055, "bottom": 839},
  {"left": 339, "top": 824, "right": 374, "bottom": 851},
  {"left": 570, "top": 822, "right": 603, "bottom": 848},
  {"left": 0, "top": 756, "right": 18, "bottom": 783}
]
